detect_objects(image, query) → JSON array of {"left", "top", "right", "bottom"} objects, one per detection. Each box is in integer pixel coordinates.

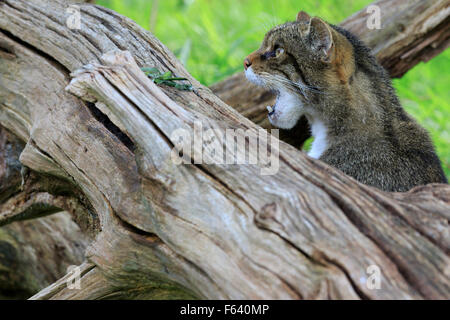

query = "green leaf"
[
  {"left": 142, "top": 66, "right": 193, "bottom": 91},
  {"left": 166, "top": 77, "right": 189, "bottom": 81},
  {"left": 160, "top": 71, "right": 173, "bottom": 80},
  {"left": 141, "top": 67, "right": 161, "bottom": 78}
]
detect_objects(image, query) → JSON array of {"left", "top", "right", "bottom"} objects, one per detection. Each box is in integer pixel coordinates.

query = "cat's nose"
[{"left": 244, "top": 57, "right": 252, "bottom": 70}]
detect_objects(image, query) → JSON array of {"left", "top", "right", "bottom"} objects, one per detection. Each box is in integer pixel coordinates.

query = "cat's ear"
[
  {"left": 296, "top": 11, "right": 311, "bottom": 35},
  {"left": 296, "top": 11, "right": 311, "bottom": 23},
  {"left": 309, "top": 17, "right": 334, "bottom": 62}
]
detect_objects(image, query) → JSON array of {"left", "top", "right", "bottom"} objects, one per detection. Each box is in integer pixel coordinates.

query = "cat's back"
[{"left": 322, "top": 109, "right": 447, "bottom": 192}]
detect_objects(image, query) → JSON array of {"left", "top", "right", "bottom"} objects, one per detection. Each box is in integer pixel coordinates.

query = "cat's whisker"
[{"left": 267, "top": 74, "right": 327, "bottom": 98}]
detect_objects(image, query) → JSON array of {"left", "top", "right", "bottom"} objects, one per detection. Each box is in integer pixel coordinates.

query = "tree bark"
[
  {"left": 210, "top": 0, "right": 450, "bottom": 147},
  {"left": 0, "top": 211, "right": 89, "bottom": 299},
  {"left": 0, "top": 125, "right": 91, "bottom": 298},
  {"left": 0, "top": 0, "right": 449, "bottom": 300}
]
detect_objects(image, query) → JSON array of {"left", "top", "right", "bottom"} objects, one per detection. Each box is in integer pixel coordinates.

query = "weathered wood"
[
  {"left": 0, "top": 211, "right": 89, "bottom": 299},
  {"left": 0, "top": 0, "right": 448, "bottom": 300},
  {"left": 210, "top": 0, "right": 450, "bottom": 146},
  {"left": 0, "top": 126, "right": 23, "bottom": 202},
  {"left": 0, "top": 125, "right": 92, "bottom": 299}
]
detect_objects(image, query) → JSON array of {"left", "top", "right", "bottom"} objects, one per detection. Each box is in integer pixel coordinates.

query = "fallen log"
[
  {"left": 0, "top": 211, "right": 89, "bottom": 299},
  {"left": 0, "top": 0, "right": 448, "bottom": 300},
  {"left": 0, "top": 125, "right": 92, "bottom": 299}
]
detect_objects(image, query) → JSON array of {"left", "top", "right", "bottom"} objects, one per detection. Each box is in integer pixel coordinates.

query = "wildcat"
[{"left": 244, "top": 11, "right": 447, "bottom": 192}]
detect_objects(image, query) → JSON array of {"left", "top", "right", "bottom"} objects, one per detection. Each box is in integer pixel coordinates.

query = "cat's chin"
[
  {"left": 244, "top": 68, "right": 304, "bottom": 129},
  {"left": 267, "top": 90, "right": 304, "bottom": 129},
  {"left": 244, "top": 67, "right": 265, "bottom": 87}
]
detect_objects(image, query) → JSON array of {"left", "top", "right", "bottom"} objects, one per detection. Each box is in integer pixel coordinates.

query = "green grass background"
[{"left": 97, "top": 0, "right": 449, "bottom": 179}]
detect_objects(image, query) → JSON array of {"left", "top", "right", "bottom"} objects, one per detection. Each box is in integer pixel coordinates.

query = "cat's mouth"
[
  {"left": 245, "top": 68, "right": 303, "bottom": 121},
  {"left": 267, "top": 89, "right": 282, "bottom": 117},
  {"left": 244, "top": 67, "right": 266, "bottom": 87},
  {"left": 267, "top": 90, "right": 283, "bottom": 118}
]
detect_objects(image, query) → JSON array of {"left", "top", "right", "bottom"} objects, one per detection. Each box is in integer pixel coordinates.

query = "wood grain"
[{"left": 0, "top": 0, "right": 448, "bottom": 299}]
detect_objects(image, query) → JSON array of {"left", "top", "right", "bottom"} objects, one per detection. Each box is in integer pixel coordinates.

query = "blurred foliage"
[
  {"left": 97, "top": 0, "right": 449, "bottom": 178},
  {"left": 394, "top": 54, "right": 450, "bottom": 179}
]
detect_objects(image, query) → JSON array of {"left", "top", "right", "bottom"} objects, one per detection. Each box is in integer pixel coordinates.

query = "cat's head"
[{"left": 244, "top": 11, "right": 355, "bottom": 129}]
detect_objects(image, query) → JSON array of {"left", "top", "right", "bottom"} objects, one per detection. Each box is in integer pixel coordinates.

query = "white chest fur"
[
  {"left": 268, "top": 90, "right": 304, "bottom": 129},
  {"left": 307, "top": 118, "right": 328, "bottom": 159}
]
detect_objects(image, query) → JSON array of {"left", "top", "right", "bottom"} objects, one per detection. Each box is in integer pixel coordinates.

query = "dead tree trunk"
[
  {"left": 0, "top": 0, "right": 449, "bottom": 300},
  {"left": 0, "top": 211, "right": 88, "bottom": 299},
  {"left": 0, "top": 125, "right": 89, "bottom": 299},
  {"left": 211, "top": 0, "right": 450, "bottom": 147}
]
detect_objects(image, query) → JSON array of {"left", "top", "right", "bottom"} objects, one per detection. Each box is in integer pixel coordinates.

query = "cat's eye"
[{"left": 275, "top": 47, "right": 284, "bottom": 57}]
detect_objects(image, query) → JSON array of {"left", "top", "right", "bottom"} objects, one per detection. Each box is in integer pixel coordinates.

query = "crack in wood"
[
  {"left": 0, "top": 29, "right": 70, "bottom": 79},
  {"left": 84, "top": 101, "right": 135, "bottom": 152}
]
